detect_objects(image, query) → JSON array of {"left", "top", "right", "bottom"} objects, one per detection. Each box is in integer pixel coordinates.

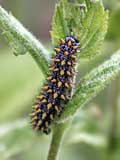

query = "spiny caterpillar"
[{"left": 30, "top": 36, "right": 79, "bottom": 134}]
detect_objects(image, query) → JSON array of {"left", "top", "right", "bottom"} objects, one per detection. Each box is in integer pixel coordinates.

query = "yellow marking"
[
  {"left": 54, "top": 48, "right": 61, "bottom": 52},
  {"left": 60, "top": 38, "right": 65, "bottom": 44},
  {"left": 47, "top": 76, "right": 52, "bottom": 80},
  {"left": 67, "top": 62, "right": 71, "bottom": 65},
  {"left": 67, "top": 71, "right": 71, "bottom": 76},
  {"left": 50, "top": 114, "right": 54, "bottom": 120},
  {"left": 61, "top": 95, "right": 65, "bottom": 100},
  {"left": 54, "top": 92, "right": 58, "bottom": 99},
  {"left": 36, "top": 109, "right": 41, "bottom": 113},
  {"left": 42, "top": 99, "right": 47, "bottom": 103},
  {"left": 60, "top": 70, "right": 64, "bottom": 75},
  {"left": 32, "top": 105, "right": 38, "bottom": 109},
  {"left": 73, "top": 46, "right": 79, "bottom": 49},
  {"left": 47, "top": 103, "right": 52, "bottom": 109},
  {"left": 37, "top": 95, "right": 44, "bottom": 99},
  {"left": 71, "top": 55, "right": 76, "bottom": 59},
  {"left": 49, "top": 67, "right": 54, "bottom": 71},
  {"left": 51, "top": 79, "right": 57, "bottom": 83},
  {"left": 72, "top": 71, "right": 76, "bottom": 75},
  {"left": 58, "top": 81, "right": 62, "bottom": 87},
  {"left": 61, "top": 60, "right": 65, "bottom": 65},
  {"left": 65, "top": 83, "right": 69, "bottom": 88},
  {"left": 45, "top": 121, "right": 49, "bottom": 127},
  {"left": 54, "top": 68, "right": 59, "bottom": 71},
  {"left": 55, "top": 106, "right": 59, "bottom": 112},
  {"left": 32, "top": 116, "right": 37, "bottom": 121},
  {"left": 43, "top": 85, "right": 49, "bottom": 90},
  {"left": 29, "top": 113, "right": 36, "bottom": 116},
  {"left": 47, "top": 89, "right": 52, "bottom": 93},
  {"left": 68, "top": 40, "right": 72, "bottom": 46},
  {"left": 64, "top": 51, "right": 69, "bottom": 56},
  {"left": 38, "top": 120, "right": 42, "bottom": 126},
  {"left": 73, "top": 62, "right": 77, "bottom": 65},
  {"left": 54, "top": 58, "right": 60, "bottom": 62},
  {"left": 42, "top": 113, "right": 47, "bottom": 119}
]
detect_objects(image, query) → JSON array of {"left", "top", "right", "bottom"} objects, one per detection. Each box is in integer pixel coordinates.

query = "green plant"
[{"left": 0, "top": 0, "right": 120, "bottom": 160}]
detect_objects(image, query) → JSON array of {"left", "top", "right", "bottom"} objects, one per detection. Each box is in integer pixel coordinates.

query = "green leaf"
[
  {"left": 57, "top": 50, "right": 120, "bottom": 122},
  {"left": 51, "top": 0, "right": 70, "bottom": 45},
  {"left": 51, "top": 0, "right": 109, "bottom": 59}
]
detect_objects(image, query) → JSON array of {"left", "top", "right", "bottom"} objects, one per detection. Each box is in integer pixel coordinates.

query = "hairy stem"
[
  {"left": 109, "top": 78, "right": 119, "bottom": 150},
  {"left": 47, "top": 120, "right": 70, "bottom": 160},
  {"left": 0, "top": 6, "right": 50, "bottom": 75}
]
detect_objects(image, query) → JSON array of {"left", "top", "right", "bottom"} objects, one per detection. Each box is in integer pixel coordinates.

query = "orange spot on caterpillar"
[
  {"left": 45, "top": 121, "right": 49, "bottom": 127},
  {"left": 61, "top": 95, "right": 65, "bottom": 100},
  {"left": 71, "top": 55, "right": 76, "bottom": 59},
  {"left": 65, "top": 82, "right": 69, "bottom": 88},
  {"left": 64, "top": 51, "right": 69, "bottom": 56},
  {"left": 58, "top": 81, "right": 62, "bottom": 87},
  {"left": 54, "top": 58, "right": 60, "bottom": 62},
  {"left": 42, "top": 113, "right": 47, "bottom": 120},
  {"left": 29, "top": 113, "right": 36, "bottom": 117},
  {"left": 38, "top": 120, "right": 42, "bottom": 126},
  {"left": 60, "top": 38, "right": 65, "bottom": 44},
  {"left": 67, "top": 71, "right": 71, "bottom": 76},
  {"left": 54, "top": 68, "right": 59, "bottom": 71},
  {"left": 73, "top": 46, "right": 79, "bottom": 49},
  {"left": 32, "top": 116, "right": 37, "bottom": 121},
  {"left": 43, "top": 85, "right": 49, "bottom": 90},
  {"left": 32, "top": 105, "right": 39, "bottom": 109},
  {"left": 68, "top": 40, "right": 72, "bottom": 46},
  {"left": 47, "top": 89, "right": 52, "bottom": 93},
  {"left": 36, "top": 95, "right": 44, "bottom": 99},
  {"left": 61, "top": 60, "right": 65, "bottom": 65},
  {"left": 67, "top": 61, "right": 71, "bottom": 66},
  {"left": 51, "top": 79, "right": 57, "bottom": 83},
  {"left": 42, "top": 99, "right": 47, "bottom": 103},
  {"left": 50, "top": 114, "right": 54, "bottom": 120},
  {"left": 36, "top": 109, "right": 41, "bottom": 113},
  {"left": 55, "top": 105, "right": 60, "bottom": 113},
  {"left": 60, "top": 70, "right": 65, "bottom": 75},
  {"left": 47, "top": 103, "right": 52, "bottom": 109},
  {"left": 54, "top": 48, "right": 61, "bottom": 52},
  {"left": 53, "top": 92, "right": 58, "bottom": 99},
  {"left": 47, "top": 76, "right": 52, "bottom": 80}
]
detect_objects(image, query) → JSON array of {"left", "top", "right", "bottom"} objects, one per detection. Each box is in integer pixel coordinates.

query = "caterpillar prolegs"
[{"left": 30, "top": 36, "right": 79, "bottom": 134}]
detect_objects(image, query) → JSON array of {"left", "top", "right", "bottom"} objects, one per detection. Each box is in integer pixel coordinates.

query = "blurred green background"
[{"left": 0, "top": 0, "right": 120, "bottom": 160}]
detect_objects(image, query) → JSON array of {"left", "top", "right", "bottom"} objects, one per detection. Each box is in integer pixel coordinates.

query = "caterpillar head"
[
  {"left": 60, "top": 36, "right": 80, "bottom": 54},
  {"left": 65, "top": 35, "right": 79, "bottom": 45}
]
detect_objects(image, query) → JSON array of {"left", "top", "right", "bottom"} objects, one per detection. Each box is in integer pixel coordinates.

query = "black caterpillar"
[{"left": 30, "top": 36, "right": 79, "bottom": 134}]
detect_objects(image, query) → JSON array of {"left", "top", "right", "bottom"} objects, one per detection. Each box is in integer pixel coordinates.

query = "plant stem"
[
  {"left": 109, "top": 78, "right": 119, "bottom": 150},
  {"left": 47, "top": 120, "right": 70, "bottom": 160},
  {"left": 0, "top": 6, "right": 50, "bottom": 75}
]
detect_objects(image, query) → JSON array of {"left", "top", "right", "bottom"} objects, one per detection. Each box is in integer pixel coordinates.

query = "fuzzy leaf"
[
  {"left": 51, "top": 0, "right": 109, "bottom": 59},
  {"left": 57, "top": 50, "right": 120, "bottom": 122}
]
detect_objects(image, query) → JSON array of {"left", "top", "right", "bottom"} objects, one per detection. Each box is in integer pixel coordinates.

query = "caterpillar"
[{"left": 30, "top": 36, "right": 79, "bottom": 134}]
